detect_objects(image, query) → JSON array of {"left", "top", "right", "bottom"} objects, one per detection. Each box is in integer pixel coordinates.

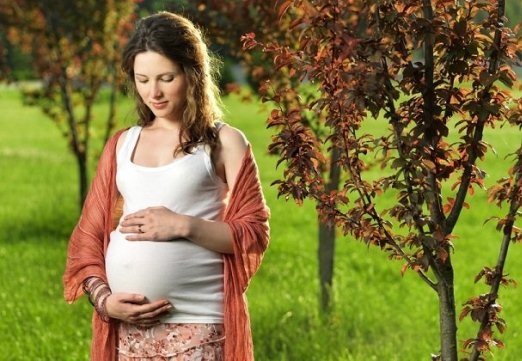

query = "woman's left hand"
[{"left": 119, "top": 206, "right": 190, "bottom": 241}]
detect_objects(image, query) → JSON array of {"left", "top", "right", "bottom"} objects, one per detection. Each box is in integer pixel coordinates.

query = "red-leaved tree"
[{"left": 236, "top": 0, "right": 522, "bottom": 360}]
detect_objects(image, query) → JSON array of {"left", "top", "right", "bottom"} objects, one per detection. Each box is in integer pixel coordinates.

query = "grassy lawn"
[{"left": 0, "top": 84, "right": 521, "bottom": 360}]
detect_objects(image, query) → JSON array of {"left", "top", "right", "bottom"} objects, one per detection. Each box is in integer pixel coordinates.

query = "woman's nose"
[{"left": 151, "top": 82, "right": 162, "bottom": 98}]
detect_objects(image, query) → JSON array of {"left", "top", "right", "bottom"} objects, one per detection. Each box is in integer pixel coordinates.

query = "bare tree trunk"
[
  {"left": 318, "top": 147, "right": 341, "bottom": 312},
  {"left": 77, "top": 150, "right": 88, "bottom": 209},
  {"left": 104, "top": 63, "right": 119, "bottom": 143},
  {"left": 104, "top": 82, "right": 118, "bottom": 144},
  {"left": 437, "top": 258, "right": 458, "bottom": 361},
  {"left": 318, "top": 220, "right": 335, "bottom": 311}
]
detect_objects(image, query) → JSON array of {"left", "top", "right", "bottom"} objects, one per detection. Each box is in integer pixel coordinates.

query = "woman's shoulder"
[
  {"left": 213, "top": 123, "right": 250, "bottom": 188},
  {"left": 217, "top": 123, "right": 248, "bottom": 152}
]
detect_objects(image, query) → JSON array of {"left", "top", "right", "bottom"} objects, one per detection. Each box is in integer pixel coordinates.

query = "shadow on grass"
[{"left": 1, "top": 209, "right": 76, "bottom": 244}]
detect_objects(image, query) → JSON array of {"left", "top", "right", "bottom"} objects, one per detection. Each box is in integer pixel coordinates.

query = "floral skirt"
[{"left": 117, "top": 322, "right": 225, "bottom": 361}]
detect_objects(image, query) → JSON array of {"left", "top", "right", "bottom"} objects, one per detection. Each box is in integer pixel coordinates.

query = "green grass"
[{"left": 1, "top": 84, "right": 522, "bottom": 360}]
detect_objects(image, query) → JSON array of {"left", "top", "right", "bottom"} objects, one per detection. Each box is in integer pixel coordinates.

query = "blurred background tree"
[{"left": 0, "top": 0, "right": 136, "bottom": 207}]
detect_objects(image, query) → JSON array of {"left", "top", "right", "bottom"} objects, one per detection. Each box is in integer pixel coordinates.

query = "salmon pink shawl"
[{"left": 63, "top": 130, "right": 270, "bottom": 361}]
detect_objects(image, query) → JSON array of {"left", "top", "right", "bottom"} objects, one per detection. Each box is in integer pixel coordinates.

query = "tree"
[
  {"left": 0, "top": 0, "right": 136, "bottom": 208},
  {"left": 0, "top": 33, "right": 9, "bottom": 80},
  {"left": 239, "top": 0, "right": 522, "bottom": 360}
]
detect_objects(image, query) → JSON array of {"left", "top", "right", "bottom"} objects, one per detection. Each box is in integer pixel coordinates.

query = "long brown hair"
[{"left": 121, "top": 12, "right": 223, "bottom": 154}]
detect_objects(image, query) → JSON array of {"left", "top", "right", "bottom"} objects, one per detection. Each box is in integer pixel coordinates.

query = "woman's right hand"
[{"left": 105, "top": 293, "right": 174, "bottom": 327}]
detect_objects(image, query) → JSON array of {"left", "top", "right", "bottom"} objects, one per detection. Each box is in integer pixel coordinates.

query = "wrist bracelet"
[{"left": 82, "top": 277, "right": 112, "bottom": 322}]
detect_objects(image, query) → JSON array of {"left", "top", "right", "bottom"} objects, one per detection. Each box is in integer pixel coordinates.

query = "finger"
[
  {"left": 119, "top": 222, "right": 144, "bottom": 234},
  {"left": 119, "top": 226, "right": 132, "bottom": 234},
  {"left": 141, "top": 299, "right": 172, "bottom": 312},
  {"left": 141, "top": 302, "right": 174, "bottom": 318},
  {"left": 120, "top": 293, "right": 148, "bottom": 305},
  {"left": 125, "top": 233, "right": 149, "bottom": 241},
  {"left": 140, "top": 307, "right": 173, "bottom": 321},
  {"left": 120, "top": 217, "right": 144, "bottom": 226},
  {"left": 123, "top": 212, "right": 145, "bottom": 221},
  {"left": 129, "top": 303, "right": 173, "bottom": 324}
]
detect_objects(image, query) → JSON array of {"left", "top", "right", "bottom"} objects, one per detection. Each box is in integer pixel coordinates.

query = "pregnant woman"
[{"left": 63, "top": 12, "right": 270, "bottom": 361}]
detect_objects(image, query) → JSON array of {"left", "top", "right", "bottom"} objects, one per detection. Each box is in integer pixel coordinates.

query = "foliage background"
[
  {"left": 1, "top": 85, "right": 522, "bottom": 360},
  {"left": 1, "top": 0, "right": 522, "bottom": 360},
  {"left": 2, "top": 1, "right": 521, "bottom": 81}
]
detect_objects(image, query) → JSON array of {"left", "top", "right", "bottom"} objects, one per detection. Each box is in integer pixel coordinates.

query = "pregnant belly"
[{"left": 105, "top": 231, "right": 223, "bottom": 302}]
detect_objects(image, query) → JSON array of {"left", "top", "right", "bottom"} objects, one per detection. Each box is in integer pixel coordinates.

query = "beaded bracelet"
[{"left": 83, "top": 277, "right": 112, "bottom": 322}]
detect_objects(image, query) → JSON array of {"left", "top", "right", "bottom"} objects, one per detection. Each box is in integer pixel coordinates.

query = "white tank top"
[{"left": 105, "top": 126, "right": 227, "bottom": 323}]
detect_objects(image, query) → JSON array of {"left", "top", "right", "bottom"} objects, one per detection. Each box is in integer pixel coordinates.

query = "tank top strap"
[
  {"left": 199, "top": 121, "right": 226, "bottom": 156},
  {"left": 214, "top": 121, "right": 225, "bottom": 131},
  {"left": 117, "top": 126, "right": 142, "bottom": 164}
]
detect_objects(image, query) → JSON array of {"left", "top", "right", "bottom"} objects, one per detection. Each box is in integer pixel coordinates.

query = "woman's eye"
[
  {"left": 136, "top": 78, "right": 148, "bottom": 84},
  {"left": 161, "top": 76, "right": 174, "bottom": 82}
]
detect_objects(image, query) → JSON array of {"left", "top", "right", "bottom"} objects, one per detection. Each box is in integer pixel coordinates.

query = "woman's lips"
[{"left": 151, "top": 101, "right": 168, "bottom": 109}]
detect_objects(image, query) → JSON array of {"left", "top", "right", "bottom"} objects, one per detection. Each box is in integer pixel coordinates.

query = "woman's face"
[{"left": 133, "top": 51, "right": 188, "bottom": 122}]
